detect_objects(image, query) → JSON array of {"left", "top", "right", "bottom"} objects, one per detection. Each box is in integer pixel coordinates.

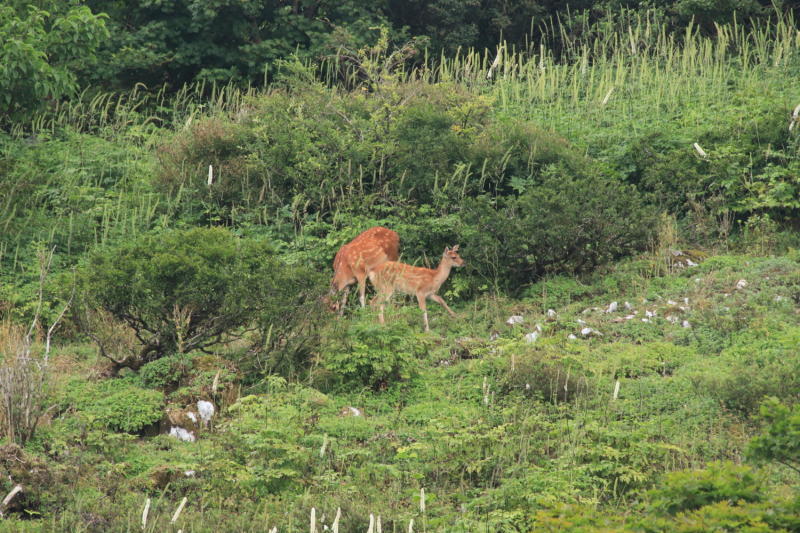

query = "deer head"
[{"left": 443, "top": 245, "right": 465, "bottom": 267}]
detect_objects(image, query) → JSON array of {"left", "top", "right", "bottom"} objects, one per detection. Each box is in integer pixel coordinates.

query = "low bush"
[
  {"left": 594, "top": 342, "right": 695, "bottom": 379},
  {"left": 523, "top": 275, "right": 594, "bottom": 308},
  {"left": 206, "top": 393, "right": 313, "bottom": 497},
  {"left": 138, "top": 353, "right": 195, "bottom": 390},
  {"left": 77, "top": 227, "right": 323, "bottom": 370},
  {"left": 747, "top": 397, "right": 800, "bottom": 475},
  {"left": 60, "top": 378, "right": 164, "bottom": 433},
  {"left": 686, "top": 326, "right": 800, "bottom": 415},
  {"left": 321, "top": 319, "right": 426, "bottom": 390},
  {"left": 460, "top": 165, "right": 656, "bottom": 294},
  {"left": 499, "top": 345, "right": 591, "bottom": 404},
  {"left": 646, "top": 461, "right": 763, "bottom": 515}
]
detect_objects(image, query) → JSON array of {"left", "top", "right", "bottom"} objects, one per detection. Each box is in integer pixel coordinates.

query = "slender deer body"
[
  {"left": 328, "top": 227, "right": 400, "bottom": 314},
  {"left": 369, "top": 245, "right": 465, "bottom": 332}
]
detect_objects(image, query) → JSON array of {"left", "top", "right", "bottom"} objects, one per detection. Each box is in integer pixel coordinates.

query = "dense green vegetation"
[{"left": 1, "top": 2, "right": 799, "bottom": 531}]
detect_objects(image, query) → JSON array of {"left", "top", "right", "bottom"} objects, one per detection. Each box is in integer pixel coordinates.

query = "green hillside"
[{"left": 1, "top": 5, "right": 799, "bottom": 531}]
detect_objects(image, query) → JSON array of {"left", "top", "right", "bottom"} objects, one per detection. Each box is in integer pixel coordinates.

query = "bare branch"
[
  {"left": 0, "top": 484, "right": 23, "bottom": 517},
  {"left": 26, "top": 246, "right": 56, "bottom": 344},
  {"left": 44, "top": 272, "right": 76, "bottom": 365}
]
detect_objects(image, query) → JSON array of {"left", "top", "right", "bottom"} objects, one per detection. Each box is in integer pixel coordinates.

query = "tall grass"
[
  {"left": 429, "top": 11, "right": 799, "bottom": 135},
  {"left": 9, "top": 11, "right": 799, "bottom": 138}
]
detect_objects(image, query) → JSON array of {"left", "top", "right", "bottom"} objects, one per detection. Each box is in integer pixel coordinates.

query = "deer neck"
[{"left": 431, "top": 257, "right": 453, "bottom": 291}]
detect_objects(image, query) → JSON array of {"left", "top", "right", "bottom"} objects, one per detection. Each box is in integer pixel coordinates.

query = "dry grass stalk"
[
  {"left": 141, "top": 497, "right": 151, "bottom": 530},
  {"left": 171, "top": 497, "right": 188, "bottom": 524},
  {"left": 692, "top": 142, "right": 707, "bottom": 158},
  {"left": 319, "top": 434, "right": 328, "bottom": 458},
  {"left": 601, "top": 87, "right": 614, "bottom": 105},
  {"left": 212, "top": 370, "right": 221, "bottom": 394},
  {"left": 487, "top": 45, "right": 504, "bottom": 79},
  {"left": 650, "top": 213, "right": 679, "bottom": 277},
  {"left": 0, "top": 484, "right": 23, "bottom": 517},
  {"left": 790, "top": 103, "right": 800, "bottom": 131}
]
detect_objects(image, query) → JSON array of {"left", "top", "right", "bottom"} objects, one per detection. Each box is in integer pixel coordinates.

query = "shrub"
[
  {"left": 321, "top": 319, "right": 426, "bottom": 390},
  {"left": 61, "top": 378, "right": 164, "bottom": 433},
  {"left": 88, "top": 386, "right": 164, "bottom": 433},
  {"left": 206, "top": 394, "right": 312, "bottom": 497},
  {"left": 747, "top": 397, "right": 800, "bottom": 475},
  {"left": 155, "top": 117, "right": 252, "bottom": 210},
  {"left": 647, "top": 461, "right": 763, "bottom": 515},
  {"left": 0, "top": 4, "right": 108, "bottom": 122},
  {"left": 77, "top": 227, "right": 321, "bottom": 369},
  {"left": 461, "top": 165, "right": 656, "bottom": 293},
  {"left": 0, "top": 443, "right": 55, "bottom": 518},
  {"left": 522, "top": 276, "right": 594, "bottom": 308},
  {"left": 594, "top": 342, "right": 695, "bottom": 379},
  {"left": 138, "top": 353, "right": 194, "bottom": 390},
  {"left": 0, "top": 323, "right": 48, "bottom": 446},
  {"left": 499, "top": 345, "right": 591, "bottom": 404},
  {"left": 686, "top": 326, "right": 800, "bottom": 415}
]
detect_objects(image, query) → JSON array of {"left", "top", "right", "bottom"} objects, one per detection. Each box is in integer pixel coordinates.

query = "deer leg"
[
  {"left": 431, "top": 294, "right": 456, "bottom": 317},
  {"left": 357, "top": 274, "right": 367, "bottom": 308},
  {"left": 417, "top": 293, "right": 430, "bottom": 332},
  {"left": 338, "top": 288, "right": 348, "bottom": 316},
  {"left": 378, "top": 297, "right": 386, "bottom": 325}
]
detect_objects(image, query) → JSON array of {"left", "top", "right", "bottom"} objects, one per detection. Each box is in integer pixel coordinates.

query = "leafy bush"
[
  {"left": 461, "top": 166, "right": 656, "bottom": 293},
  {"left": 0, "top": 3, "right": 108, "bottom": 121},
  {"left": 153, "top": 76, "right": 657, "bottom": 299},
  {"left": 617, "top": 95, "right": 799, "bottom": 223},
  {"left": 321, "top": 319, "right": 426, "bottom": 390},
  {"left": 206, "top": 393, "right": 312, "bottom": 497},
  {"left": 155, "top": 117, "right": 252, "bottom": 214},
  {"left": 499, "top": 345, "right": 591, "bottom": 404},
  {"left": 747, "top": 397, "right": 800, "bottom": 475},
  {"left": 77, "top": 227, "right": 321, "bottom": 369},
  {"left": 61, "top": 378, "right": 164, "bottom": 433},
  {"left": 523, "top": 275, "right": 594, "bottom": 308},
  {"left": 594, "top": 342, "right": 695, "bottom": 379},
  {"left": 647, "top": 461, "right": 763, "bottom": 515},
  {"left": 138, "top": 353, "right": 194, "bottom": 390},
  {"left": 687, "top": 326, "right": 800, "bottom": 415},
  {"left": 88, "top": 387, "right": 164, "bottom": 434},
  {"left": 83, "top": 0, "right": 391, "bottom": 88}
]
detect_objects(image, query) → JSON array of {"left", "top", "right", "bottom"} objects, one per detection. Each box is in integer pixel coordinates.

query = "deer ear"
[
  {"left": 444, "top": 246, "right": 451, "bottom": 253},
  {"left": 452, "top": 244, "right": 459, "bottom": 252}
]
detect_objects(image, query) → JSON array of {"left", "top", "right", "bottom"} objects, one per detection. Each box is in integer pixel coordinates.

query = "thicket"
[
  {"left": 25, "top": 1, "right": 790, "bottom": 91},
  {"left": 76, "top": 227, "right": 324, "bottom": 373},
  {"left": 0, "top": 2, "right": 108, "bottom": 121}
]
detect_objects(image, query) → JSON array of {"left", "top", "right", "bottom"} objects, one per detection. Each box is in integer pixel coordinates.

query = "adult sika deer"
[
  {"left": 369, "top": 245, "right": 465, "bottom": 332},
  {"left": 327, "top": 227, "right": 400, "bottom": 314}
]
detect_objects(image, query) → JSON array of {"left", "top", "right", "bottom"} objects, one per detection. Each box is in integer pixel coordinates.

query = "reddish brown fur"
[
  {"left": 369, "top": 245, "right": 465, "bottom": 331},
  {"left": 328, "top": 227, "right": 400, "bottom": 314}
]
